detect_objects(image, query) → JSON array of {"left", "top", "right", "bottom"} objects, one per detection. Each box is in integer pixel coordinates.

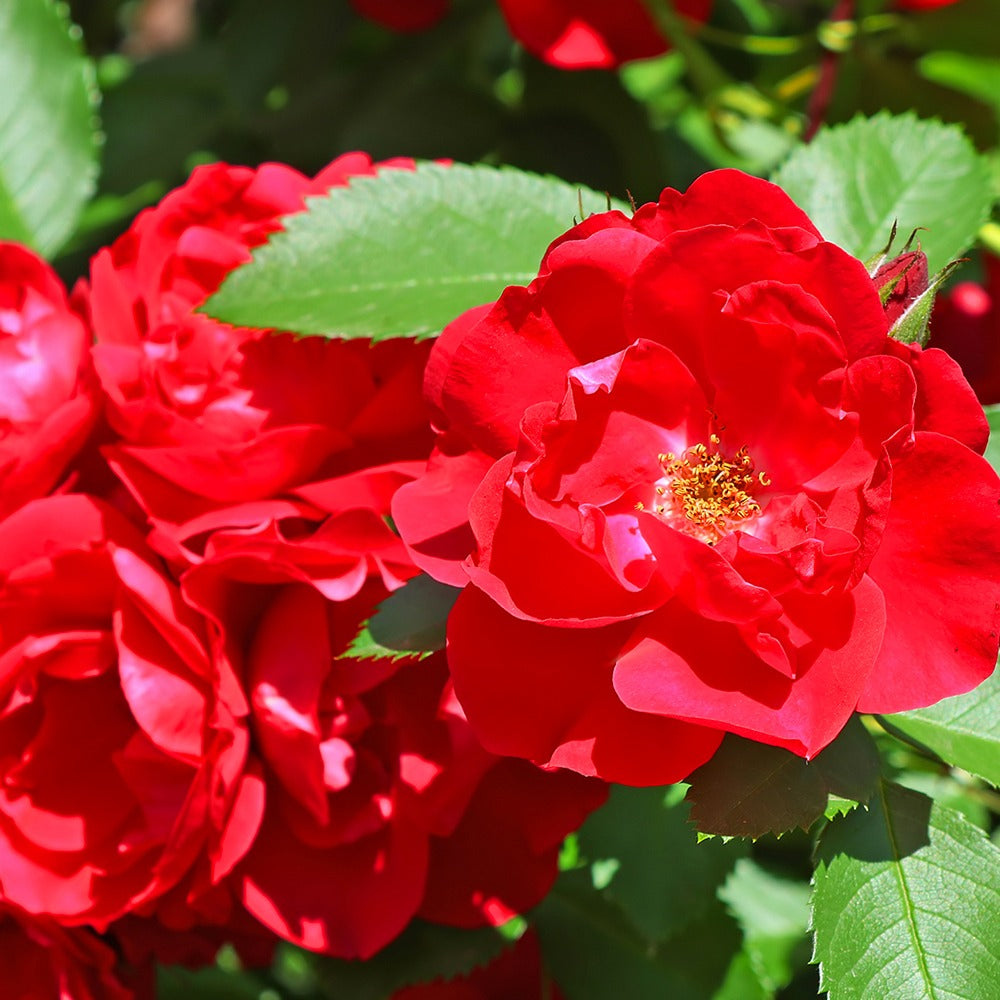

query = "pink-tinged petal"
[
  {"left": 247, "top": 585, "right": 330, "bottom": 825},
  {"left": 115, "top": 596, "right": 208, "bottom": 762},
  {"left": 613, "top": 577, "right": 886, "bottom": 758},
  {"left": 447, "top": 587, "right": 720, "bottom": 785},
  {"left": 87, "top": 248, "right": 140, "bottom": 347},
  {"left": 859, "top": 432, "right": 1000, "bottom": 712},
  {"left": 210, "top": 763, "right": 266, "bottom": 881},
  {"left": 419, "top": 759, "right": 606, "bottom": 927},
  {"left": 239, "top": 817, "right": 428, "bottom": 958},
  {"left": 392, "top": 443, "right": 494, "bottom": 587}
]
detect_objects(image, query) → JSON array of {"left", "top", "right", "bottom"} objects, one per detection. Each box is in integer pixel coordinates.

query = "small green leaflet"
[
  {"left": 203, "top": 162, "right": 628, "bottom": 341},
  {"left": 0, "top": 0, "right": 100, "bottom": 255},
  {"left": 879, "top": 667, "right": 1000, "bottom": 788},
  {"left": 812, "top": 781, "right": 1000, "bottom": 1000},
  {"left": 341, "top": 574, "right": 460, "bottom": 661},
  {"left": 772, "top": 112, "right": 993, "bottom": 274},
  {"left": 685, "top": 718, "right": 881, "bottom": 839},
  {"left": 983, "top": 403, "right": 1000, "bottom": 476}
]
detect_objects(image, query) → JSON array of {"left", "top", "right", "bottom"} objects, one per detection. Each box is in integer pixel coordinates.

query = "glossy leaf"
[
  {"left": 204, "top": 162, "right": 627, "bottom": 340},
  {"left": 880, "top": 667, "right": 1000, "bottom": 788},
  {"left": 0, "top": 0, "right": 99, "bottom": 255},
  {"left": 773, "top": 112, "right": 993, "bottom": 274},
  {"left": 575, "top": 785, "right": 746, "bottom": 943},
  {"left": 341, "top": 574, "right": 460, "bottom": 660},
  {"left": 812, "top": 781, "right": 1000, "bottom": 999},
  {"left": 686, "top": 719, "right": 881, "bottom": 839}
]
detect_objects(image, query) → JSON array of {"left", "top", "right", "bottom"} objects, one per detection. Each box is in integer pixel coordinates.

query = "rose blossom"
[
  {"left": 0, "top": 902, "right": 136, "bottom": 1000},
  {"left": 0, "top": 494, "right": 252, "bottom": 927},
  {"left": 0, "top": 242, "right": 97, "bottom": 518},
  {"left": 496, "top": 0, "right": 713, "bottom": 69},
  {"left": 393, "top": 168, "right": 1000, "bottom": 786},
  {"left": 180, "top": 487, "right": 605, "bottom": 959},
  {"left": 76, "top": 153, "right": 431, "bottom": 563},
  {"left": 348, "top": 0, "right": 712, "bottom": 69}
]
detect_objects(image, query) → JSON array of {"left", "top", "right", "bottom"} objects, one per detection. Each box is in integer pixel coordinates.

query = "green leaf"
[
  {"left": 878, "top": 668, "right": 1000, "bottom": 788},
  {"left": 157, "top": 966, "right": 269, "bottom": 1000},
  {"left": 0, "top": 0, "right": 100, "bottom": 255},
  {"left": 575, "top": 784, "right": 746, "bottom": 943},
  {"left": 919, "top": 53, "right": 1000, "bottom": 116},
  {"left": 812, "top": 781, "right": 1000, "bottom": 999},
  {"left": 203, "top": 162, "right": 627, "bottom": 341},
  {"left": 718, "top": 859, "right": 811, "bottom": 994},
  {"left": 686, "top": 718, "right": 881, "bottom": 839},
  {"left": 340, "top": 574, "right": 460, "bottom": 661},
  {"left": 772, "top": 112, "right": 993, "bottom": 274},
  {"left": 533, "top": 871, "right": 742, "bottom": 1000},
  {"left": 310, "top": 921, "right": 510, "bottom": 1000},
  {"left": 983, "top": 404, "right": 1000, "bottom": 476}
]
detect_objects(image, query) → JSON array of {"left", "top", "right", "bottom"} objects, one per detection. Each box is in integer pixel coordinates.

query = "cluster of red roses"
[
  {"left": 350, "top": 0, "right": 963, "bottom": 70},
  {"left": 0, "top": 154, "right": 605, "bottom": 998},
  {"left": 3, "top": 145, "right": 998, "bottom": 998}
]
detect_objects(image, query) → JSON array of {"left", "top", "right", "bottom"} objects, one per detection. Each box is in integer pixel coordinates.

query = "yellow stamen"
[{"left": 654, "top": 439, "right": 768, "bottom": 544}]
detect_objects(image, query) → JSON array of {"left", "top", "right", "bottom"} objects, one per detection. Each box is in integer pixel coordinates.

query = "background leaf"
[
  {"left": 0, "top": 0, "right": 100, "bottom": 255},
  {"left": 812, "top": 781, "right": 1000, "bottom": 999},
  {"left": 718, "top": 859, "right": 811, "bottom": 995},
  {"left": 772, "top": 112, "right": 993, "bottom": 273},
  {"left": 574, "top": 785, "right": 746, "bottom": 943},
  {"left": 341, "top": 574, "right": 460, "bottom": 660},
  {"left": 879, "top": 668, "right": 1000, "bottom": 788},
  {"left": 533, "top": 873, "right": 742, "bottom": 1000},
  {"left": 686, "top": 719, "right": 881, "bottom": 838},
  {"left": 204, "top": 162, "right": 627, "bottom": 340},
  {"left": 308, "top": 921, "right": 509, "bottom": 1000}
]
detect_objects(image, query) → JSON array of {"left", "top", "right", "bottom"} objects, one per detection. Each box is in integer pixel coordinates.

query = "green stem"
[
  {"left": 686, "top": 21, "right": 814, "bottom": 56},
  {"left": 643, "top": 0, "right": 732, "bottom": 96}
]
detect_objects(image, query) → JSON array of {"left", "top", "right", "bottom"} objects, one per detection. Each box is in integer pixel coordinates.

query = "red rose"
[
  {"left": 0, "top": 242, "right": 97, "bottom": 518},
  {"left": 77, "top": 154, "right": 431, "bottom": 562},
  {"left": 929, "top": 253, "right": 1000, "bottom": 404},
  {"left": 350, "top": 0, "right": 450, "bottom": 32},
  {"left": 0, "top": 494, "right": 251, "bottom": 927},
  {"left": 392, "top": 929, "right": 562, "bottom": 1000},
  {"left": 497, "top": 0, "right": 713, "bottom": 69},
  {"left": 393, "top": 169, "right": 1000, "bottom": 786},
  {"left": 181, "top": 496, "right": 604, "bottom": 959},
  {"left": 0, "top": 903, "right": 135, "bottom": 1000}
]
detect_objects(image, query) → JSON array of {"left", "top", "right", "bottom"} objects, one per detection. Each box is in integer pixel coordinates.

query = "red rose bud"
[{"left": 873, "top": 249, "right": 929, "bottom": 326}]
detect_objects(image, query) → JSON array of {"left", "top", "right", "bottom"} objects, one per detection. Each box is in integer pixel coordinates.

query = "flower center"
[{"left": 643, "top": 435, "right": 770, "bottom": 545}]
